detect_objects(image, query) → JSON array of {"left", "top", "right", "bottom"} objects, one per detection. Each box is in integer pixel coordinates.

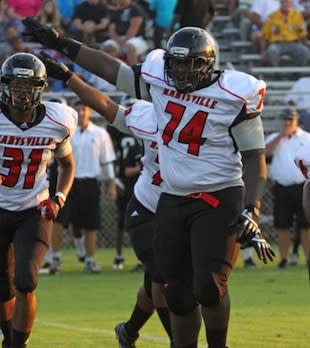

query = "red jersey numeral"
[
  {"left": 151, "top": 153, "right": 162, "bottom": 186},
  {"left": 256, "top": 88, "right": 265, "bottom": 110},
  {"left": 162, "top": 101, "right": 208, "bottom": 156},
  {"left": 2, "top": 147, "right": 44, "bottom": 189}
]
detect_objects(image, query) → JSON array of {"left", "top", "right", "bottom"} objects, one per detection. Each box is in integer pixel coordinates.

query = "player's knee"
[
  {"left": 164, "top": 280, "right": 196, "bottom": 315},
  {"left": 14, "top": 262, "right": 38, "bottom": 293},
  {"left": 143, "top": 270, "right": 152, "bottom": 299},
  {"left": 194, "top": 273, "right": 227, "bottom": 307},
  {"left": 0, "top": 276, "right": 15, "bottom": 301}
]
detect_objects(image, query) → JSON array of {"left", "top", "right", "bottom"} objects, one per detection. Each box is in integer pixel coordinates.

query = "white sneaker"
[
  {"left": 288, "top": 253, "right": 299, "bottom": 266},
  {"left": 49, "top": 256, "right": 61, "bottom": 274},
  {"left": 84, "top": 261, "right": 101, "bottom": 274},
  {"left": 112, "top": 256, "right": 124, "bottom": 270}
]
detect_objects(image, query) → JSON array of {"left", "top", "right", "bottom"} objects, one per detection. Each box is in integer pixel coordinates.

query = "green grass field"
[{"left": 30, "top": 247, "right": 309, "bottom": 348}]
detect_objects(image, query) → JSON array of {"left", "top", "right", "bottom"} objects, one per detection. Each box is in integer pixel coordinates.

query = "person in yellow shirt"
[{"left": 260, "top": 0, "right": 309, "bottom": 66}]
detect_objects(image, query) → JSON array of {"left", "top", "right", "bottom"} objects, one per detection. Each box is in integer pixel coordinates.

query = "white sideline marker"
[{"left": 36, "top": 320, "right": 205, "bottom": 347}]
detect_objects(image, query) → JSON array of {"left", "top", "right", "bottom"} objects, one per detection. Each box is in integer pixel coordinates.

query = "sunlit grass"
[{"left": 30, "top": 247, "right": 310, "bottom": 348}]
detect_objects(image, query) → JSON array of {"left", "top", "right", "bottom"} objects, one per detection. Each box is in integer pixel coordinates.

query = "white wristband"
[{"left": 55, "top": 191, "right": 66, "bottom": 204}]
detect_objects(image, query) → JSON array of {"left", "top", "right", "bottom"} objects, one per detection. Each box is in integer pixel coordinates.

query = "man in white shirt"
[
  {"left": 70, "top": 100, "right": 117, "bottom": 273},
  {"left": 266, "top": 107, "right": 310, "bottom": 269}
]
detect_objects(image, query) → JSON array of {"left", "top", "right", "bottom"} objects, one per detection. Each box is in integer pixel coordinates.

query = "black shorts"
[
  {"left": 153, "top": 187, "right": 243, "bottom": 283},
  {"left": 70, "top": 178, "right": 100, "bottom": 229},
  {"left": 0, "top": 207, "right": 52, "bottom": 299},
  {"left": 273, "top": 183, "right": 310, "bottom": 229},
  {"left": 126, "top": 195, "right": 163, "bottom": 282}
]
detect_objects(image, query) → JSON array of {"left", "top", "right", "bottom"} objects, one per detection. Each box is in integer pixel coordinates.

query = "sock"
[
  {"left": 11, "top": 329, "right": 30, "bottom": 348},
  {"left": 124, "top": 304, "right": 153, "bottom": 338},
  {"left": 156, "top": 307, "right": 172, "bottom": 339},
  {"left": 52, "top": 251, "right": 61, "bottom": 259},
  {"left": 243, "top": 247, "right": 253, "bottom": 260},
  {"left": 1, "top": 319, "right": 12, "bottom": 346},
  {"left": 73, "top": 237, "right": 85, "bottom": 257},
  {"left": 85, "top": 256, "right": 94, "bottom": 264},
  {"left": 44, "top": 248, "right": 53, "bottom": 264},
  {"left": 206, "top": 328, "right": 228, "bottom": 348},
  {"left": 201, "top": 291, "right": 230, "bottom": 348},
  {"left": 170, "top": 308, "right": 201, "bottom": 347}
]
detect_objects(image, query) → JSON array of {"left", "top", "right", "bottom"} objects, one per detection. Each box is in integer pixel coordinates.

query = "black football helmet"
[
  {"left": 0, "top": 52, "right": 47, "bottom": 111},
  {"left": 164, "top": 27, "right": 216, "bottom": 93}
]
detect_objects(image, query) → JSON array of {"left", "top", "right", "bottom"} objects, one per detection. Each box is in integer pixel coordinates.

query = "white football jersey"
[
  {"left": 294, "top": 143, "right": 310, "bottom": 179},
  {"left": 0, "top": 101, "right": 77, "bottom": 211},
  {"left": 141, "top": 49, "right": 266, "bottom": 195},
  {"left": 118, "top": 101, "right": 161, "bottom": 213}
]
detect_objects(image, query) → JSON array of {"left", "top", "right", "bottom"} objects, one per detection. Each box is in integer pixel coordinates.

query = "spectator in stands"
[
  {"left": 0, "top": 23, "right": 20, "bottom": 64},
  {"left": 7, "top": 0, "right": 43, "bottom": 33},
  {"left": 265, "top": 107, "right": 310, "bottom": 269},
  {"left": 260, "top": 0, "right": 309, "bottom": 66},
  {"left": 0, "top": 1, "right": 8, "bottom": 41},
  {"left": 6, "top": 35, "right": 28, "bottom": 55},
  {"left": 169, "top": 0, "right": 216, "bottom": 34},
  {"left": 108, "top": 0, "right": 148, "bottom": 66},
  {"left": 229, "top": 0, "right": 255, "bottom": 41},
  {"left": 239, "top": 0, "right": 280, "bottom": 51},
  {"left": 70, "top": 99, "right": 117, "bottom": 273},
  {"left": 72, "top": 0, "right": 110, "bottom": 45},
  {"left": 148, "top": 0, "right": 177, "bottom": 48},
  {"left": 39, "top": 0, "right": 61, "bottom": 30},
  {"left": 55, "top": 0, "right": 82, "bottom": 32},
  {"left": 0, "top": 35, "right": 31, "bottom": 64}
]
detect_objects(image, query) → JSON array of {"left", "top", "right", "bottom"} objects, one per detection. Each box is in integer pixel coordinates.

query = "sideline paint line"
[
  {"left": 37, "top": 320, "right": 205, "bottom": 347},
  {"left": 37, "top": 320, "right": 168, "bottom": 344}
]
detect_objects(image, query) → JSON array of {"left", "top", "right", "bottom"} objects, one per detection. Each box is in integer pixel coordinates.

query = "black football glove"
[
  {"left": 234, "top": 208, "right": 260, "bottom": 244},
  {"left": 39, "top": 51, "right": 73, "bottom": 83},
  {"left": 22, "top": 17, "right": 81, "bottom": 60},
  {"left": 241, "top": 229, "right": 275, "bottom": 264},
  {"left": 22, "top": 17, "right": 62, "bottom": 49}
]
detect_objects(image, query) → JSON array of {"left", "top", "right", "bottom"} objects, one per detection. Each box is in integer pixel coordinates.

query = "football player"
[
  {"left": 39, "top": 52, "right": 173, "bottom": 347},
  {"left": 0, "top": 53, "right": 77, "bottom": 348},
  {"left": 23, "top": 20, "right": 274, "bottom": 348}
]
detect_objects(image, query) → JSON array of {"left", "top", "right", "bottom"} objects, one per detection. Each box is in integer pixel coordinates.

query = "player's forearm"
[
  {"left": 124, "top": 165, "right": 141, "bottom": 177},
  {"left": 56, "top": 155, "right": 75, "bottom": 197},
  {"left": 242, "top": 149, "right": 267, "bottom": 211},
  {"left": 68, "top": 74, "right": 118, "bottom": 123},
  {"left": 75, "top": 45, "right": 121, "bottom": 85}
]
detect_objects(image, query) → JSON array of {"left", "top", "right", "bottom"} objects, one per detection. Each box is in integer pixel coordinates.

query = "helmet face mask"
[
  {"left": 164, "top": 27, "right": 216, "bottom": 93},
  {"left": 0, "top": 53, "right": 47, "bottom": 112}
]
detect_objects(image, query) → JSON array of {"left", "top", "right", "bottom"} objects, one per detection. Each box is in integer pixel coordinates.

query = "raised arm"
[
  {"left": 40, "top": 53, "right": 133, "bottom": 137},
  {"left": 22, "top": 17, "right": 139, "bottom": 95},
  {"left": 40, "top": 52, "right": 119, "bottom": 123}
]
